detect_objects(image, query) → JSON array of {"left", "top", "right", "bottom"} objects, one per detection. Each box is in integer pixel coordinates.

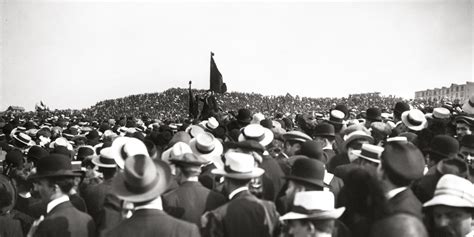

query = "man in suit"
[
  {"left": 82, "top": 147, "right": 119, "bottom": 232},
  {"left": 376, "top": 142, "right": 425, "bottom": 219},
  {"left": 312, "top": 123, "right": 337, "bottom": 165},
  {"left": 106, "top": 154, "right": 200, "bottom": 237},
  {"left": 27, "top": 154, "right": 96, "bottom": 237},
  {"left": 202, "top": 151, "right": 280, "bottom": 237},
  {"left": 163, "top": 153, "right": 226, "bottom": 226}
]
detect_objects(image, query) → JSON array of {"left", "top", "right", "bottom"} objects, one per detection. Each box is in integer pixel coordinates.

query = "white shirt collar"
[
  {"left": 385, "top": 187, "right": 407, "bottom": 200},
  {"left": 184, "top": 176, "right": 199, "bottom": 182},
  {"left": 228, "top": 186, "right": 249, "bottom": 200},
  {"left": 47, "top": 195, "right": 70, "bottom": 213},
  {"left": 134, "top": 197, "right": 163, "bottom": 211}
]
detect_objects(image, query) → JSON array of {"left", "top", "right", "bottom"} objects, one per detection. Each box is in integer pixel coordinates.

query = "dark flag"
[{"left": 210, "top": 52, "right": 226, "bottom": 94}]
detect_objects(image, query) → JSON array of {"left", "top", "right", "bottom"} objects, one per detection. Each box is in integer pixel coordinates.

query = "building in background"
[{"left": 415, "top": 82, "right": 474, "bottom": 102}]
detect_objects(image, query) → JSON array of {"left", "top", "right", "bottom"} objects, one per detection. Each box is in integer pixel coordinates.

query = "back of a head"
[{"left": 370, "top": 213, "right": 428, "bottom": 237}]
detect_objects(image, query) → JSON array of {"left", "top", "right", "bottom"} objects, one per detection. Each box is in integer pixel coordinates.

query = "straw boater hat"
[
  {"left": 282, "top": 131, "right": 312, "bottom": 143},
  {"left": 189, "top": 133, "right": 223, "bottom": 168},
  {"left": 328, "top": 110, "right": 345, "bottom": 125},
  {"left": 185, "top": 125, "right": 206, "bottom": 138},
  {"left": 251, "top": 112, "right": 265, "bottom": 124},
  {"left": 112, "top": 154, "right": 171, "bottom": 203},
  {"left": 92, "top": 148, "right": 117, "bottom": 168},
  {"left": 424, "top": 174, "right": 474, "bottom": 209},
  {"left": 12, "top": 132, "right": 35, "bottom": 147},
  {"left": 425, "top": 107, "right": 451, "bottom": 120},
  {"left": 161, "top": 142, "right": 193, "bottom": 164},
  {"left": 342, "top": 125, "right": 374, "bottom": 150},
  {"left": 212, "top": 151, "right": 264, "bottom": 179},
  {"left": 169, "top": 153, "right": 209, "bottom": 167},
  {"left": 238, "top": 124, "right": 274, "bottom": 147},
  {"left": 401, "top": 109, "right": 427, "bottom": 131},
  {"left": 199, "top": 117, "right": 219, "bottom": 131},
  {"left": 353, "top": 144, "right": 384, "bottom": 164},
  {"left": 462, "top": 95, "right": 474, "bottom": 115},
  {"left": 280, "top": 191, "right": 345, "bottom": 221}
]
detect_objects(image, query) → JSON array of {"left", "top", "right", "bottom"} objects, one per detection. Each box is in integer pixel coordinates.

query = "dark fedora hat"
[
  {"left": 28, "top": 154, "right": 81, "bottom": 180},
  {"left": 381, "top": 142, "right": 425, "bottom": 180},
  {"left": 313, "top": 123, "right": 335, "bottom": 138},
  {"left": 27, "top": 146, "right": 49, "bottom": 161},
  {"left": 284, "top": 158, "right": 327, "bottom": 188},
  {"left": 366, "top": 108, "right": 382, "bottom": 122},
  {"left": 299, "top": 141, "right": 324, "bottom": 161},
  {"left": 426, "top": 135, "right": 459, "bottom": 159},
  {"left": 236, "top": 109, "right": 252, "bottom": 124}
]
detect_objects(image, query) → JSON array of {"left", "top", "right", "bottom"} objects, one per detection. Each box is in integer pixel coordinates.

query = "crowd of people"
[{"left": 0, "top": 90, "right": 473, "bottom": 237}]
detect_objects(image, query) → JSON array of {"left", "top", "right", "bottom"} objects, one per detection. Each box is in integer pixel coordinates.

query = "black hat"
[
  {"left": 426, "top": 135, "right": 459, "bottom": 159},
  {"left": 28, "top": 154, "right": 81, "bottom": 180},
  {"left": 461, "top": 135, "right": 474, "bottom": 149},
  {"left": 381, "top": 142, "right": 425, "bottom": 180},
  {"left": 394, "top": 102, "right": 410, "bottom": 117},
  {"left": 260, "top": 119, "right": 274, "bottom": 129},
  {"left": 76, "top": 146, "right": 95, "bottom": 161},
  {"left": 236, "top": 109, "right": 252, "bottom": 124},
  {"left": 299, "top": 141, "right": 324, "bottom": 161},
  {"left": 335, "top": 104, "right": 349, "bottom": 120},
  {"left": 284, "top": 158, "right": 327, "bottom": 188},
  {"left": 5, "top": 150, "right": 24, "bottom": 168},
  {"left": 313, "top": 123, "right": 335, "bottom": 137},
  {"left": 366, "top": 108, "right": 382, "bottom": 122},
  {"left": 86, "top": 130, "right": 100, "bottom": 140},
  {"left": 27, "top": 146, "right": 49, "bottom": 161}
]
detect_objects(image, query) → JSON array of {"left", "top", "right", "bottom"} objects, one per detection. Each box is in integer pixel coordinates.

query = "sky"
[{"left": 0, "top": 0, "right": 472, "bottom": 111}]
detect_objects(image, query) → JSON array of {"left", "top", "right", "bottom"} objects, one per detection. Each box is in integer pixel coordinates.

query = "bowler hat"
[
  {"left": 299, "top": 140, "right": 324, "bottom": 161},
  {"left": 27, "top": 146, "right": 49, "bottom": 161},
  {"left": 236, "top": 109, "right": 252, "bottom": 124},
  {"left": 426, "top": 135, "right": 459, "bottom": 159},
  {"left": 284, "top": 158, "right": 327, "bottom": 188},
  {"left": 28, "top": 154, "right": 81, "bottom": 180},
  {"left": 5, "top": 149, "right": 24, "bottom": 168},
  {"left": 313, "top": 123, "right": 335, "bottom": 138},
  {"left": 366, "top": 108, "right": 382, "bottom": 122},
  {"left": 381, "top": 142, "right": 425, "bottom": 180}
]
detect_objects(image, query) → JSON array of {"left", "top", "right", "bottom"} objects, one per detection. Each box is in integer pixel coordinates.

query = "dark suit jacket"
[
  {"left": 260, "top": 155, "right": 285, "bottom": 201},
  {"left": 0, "top": 216, "right": 23, "bottom": 237},
  {"left": 327, "top": 153, "right": 350, "bottom": 173},
  {"left": 33, "top": 201, "right": 96, "bottom": 237},
  {"left": 83, "top": 179, "right": 114, "bottom": 225},
  {"left": 322, "top": 149, "right": 337, "bottom": 165},
  {"left": 105, "top": 209, "right": 200, "bottom": 237},
  {"left": 202, "top": 190, "right": 279, "bottom": 237},
  {"left": 162, "top": 181, "right": 227, "bottom": 226},
  {"left": 381, "top": 188, "right": 423, "bottom": 220}
]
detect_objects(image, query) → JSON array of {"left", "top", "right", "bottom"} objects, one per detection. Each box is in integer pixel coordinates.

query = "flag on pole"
[{"left": 210, "top": 52, "right": 226, "bottom": 93}]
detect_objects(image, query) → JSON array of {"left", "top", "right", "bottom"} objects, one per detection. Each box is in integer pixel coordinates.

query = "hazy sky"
[{"left": 1, "top": 0, "right": 472, "bottom": 111}]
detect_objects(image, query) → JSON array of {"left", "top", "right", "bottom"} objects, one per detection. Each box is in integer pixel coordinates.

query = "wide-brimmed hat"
[
  {"left": 101, "top": 137, "right": 148, "bottom": 169},
  {"left": 238, "top": 124, "right": 274, "bottom": 147},
  {"left": 381, "top": 142, "right": 425, "bottom": 181},
  {"left": 28, "top": 154, "right": 81, "bottom": 180},
  {"left": 185, "top": 125, "right": 205, "bottom": 138},
  {"left": 189, "top": 133, "right": 223, "bottom": 168},
  {"left": 280, "top": 191, "right": 345, "bottom": 221},
  {"left": 200, "top": 117, "right": 219, "bottom": 131},
  {"left": 112, "top": 154, "right": 170, "bottom": 203},
  {"left": 313, "top": 123, "right": 335, "bottom": 138},
  {"left": 12, "top": 132, "right": 35, "bottom": 146},
  {"left": 212, "top": 151, "right": 264, "bottom": 179},
  {"left": 161, "top": 142, "right": 193, "bottom": 163},
  {"left": 284, "top": 158, "right": 327, "bottom": 188},
  {"left": 426, "top": 107, "right": 451, "bottom": 120},
  {"left": 92, "top": 148, "right": 117, "bottom": 168},
  {"left": 462, "top": 95, "right": 474, "bottom": 115},
  {"left": 401, "top": 109, "right": 427, "bottom": 131},
  {"left": 169, "top": 153, "right": 208, "bottom": 167},
  {"left": 282, "top": 131, "right": 312, "bottom": 143},
  {"left": 455, "top": 115, "right": 474, "bottom": 126},
  {"left": 328, "top": 110, "right": 345, "bottom": 125},
  {"left": 424, "top": 174, "right": 474, "bottom": 208},
  {"left": 342, "top": 127, "right": 374, "bottom": 150},
  {"left": 353, "top": 144, "right": 384, "bottom": 163}
]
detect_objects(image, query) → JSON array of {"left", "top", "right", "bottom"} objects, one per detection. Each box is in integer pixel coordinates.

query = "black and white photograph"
[{"left": 0, "top": 0, "right": 473, "bottom": 236}]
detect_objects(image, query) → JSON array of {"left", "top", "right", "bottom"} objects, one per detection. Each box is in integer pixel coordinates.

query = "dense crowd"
[{"left": 0, "top": 91, "right": 473, "bottom": 237}]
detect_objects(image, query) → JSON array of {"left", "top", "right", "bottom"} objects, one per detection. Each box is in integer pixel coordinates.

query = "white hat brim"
[
  {"left": 91, "top": 155, "right": 117, "bottom": 168},
  {"left": 401, "top": 112, "right": 427, "bottom": 131},
  {"left": 238, "top": 127, "right": 274, "bottom": 147},
  {"left": 423, "top": 194, "right": 474, "bottom": 208},
  {"left": 211, "top": 167, "right": 264, "bottom": 179},
  {"left": 189, "top": 139, "right": 224, "bottom": 168},
  {"left": 280, "top": 207, "right": 346, "bottom": 221},
  {"left": 353, "top": 150, "right": 380, "bottom": 164}
]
